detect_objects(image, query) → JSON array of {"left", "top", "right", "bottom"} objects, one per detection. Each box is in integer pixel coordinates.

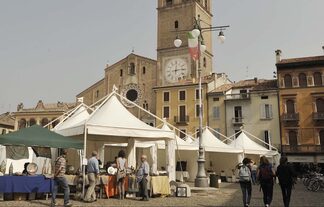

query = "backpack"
[
  {"left": 239, "top": 165, "right": 251, "bottom": 182},
  {"left": 258, "top": 165, "right": 273, "bottom": 182}
]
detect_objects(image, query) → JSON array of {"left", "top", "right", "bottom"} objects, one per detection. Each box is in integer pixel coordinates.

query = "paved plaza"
[{"left": 0, "top": 181, "right": 322, "bottom": 207}]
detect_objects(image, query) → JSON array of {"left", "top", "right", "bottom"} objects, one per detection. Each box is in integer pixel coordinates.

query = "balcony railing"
[
  {"left": 313, "top": 112, "right": 324, "bottom": 121},
  {"left": 282, "top": 145, "right": 323, "bottom": 153},
  {"left": 282, "top": 113, "right": 299, "bottom": 122},
  {"left": 232, "top": 117, "right": 244, "bottom": 125},
  {"left": 225, "top": 93, "right": 250, "bottom": 101},
  {"left": 174, "top": 115, "right": 189, "bottom": 125}
]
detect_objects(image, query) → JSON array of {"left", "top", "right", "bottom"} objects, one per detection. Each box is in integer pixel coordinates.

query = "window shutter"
[
  {"left": 268, "top": 131, "right": 272, "bottom": 149},
  {"left": 284, "top": 102, "right": 287, "bottom": 113},
  {"left": 269, "top": 104, "right": 273, "bottom": 118},
  {"left": 313, "top": 102, "right": 317, "bottom": 112},
  {"left": 260, "top": 104, "right": 265, "bottom": 119}
]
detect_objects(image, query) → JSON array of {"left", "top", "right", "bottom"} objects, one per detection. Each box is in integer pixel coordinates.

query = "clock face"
[{"left": 164, "top": 58, "right": 188, "bottom": 83}]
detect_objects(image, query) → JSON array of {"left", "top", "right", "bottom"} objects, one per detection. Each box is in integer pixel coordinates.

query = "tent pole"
[{"left": 82, "top": 126, "right": 88, "bottom": 199}]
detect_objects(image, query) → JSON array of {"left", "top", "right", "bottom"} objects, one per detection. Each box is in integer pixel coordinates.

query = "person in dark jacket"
[
  {"left": 257, "top": 156, "right": 275, "bottom": 207},
  {"left": 276, "top": 156, "right": 296, "bottom": 207}
]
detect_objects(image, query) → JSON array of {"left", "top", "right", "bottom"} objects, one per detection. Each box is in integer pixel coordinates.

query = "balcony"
[
  {"left": 174, "top": 115, "right": 189, "bottom": 125},
  {"left": 282, "top": 145, "right": 323, "bottom": 154},
  {"left": 313, "top": 112, "right": 324, "bottom": 122},
  {"left": 282, "top": 113, "right": 299, "bottom": 121},
  {"left": 232, "top": 117, "right": 244, "bottom": 125},
  {"left": 225, "top": 93, "right": 250, "bottom": 101}
]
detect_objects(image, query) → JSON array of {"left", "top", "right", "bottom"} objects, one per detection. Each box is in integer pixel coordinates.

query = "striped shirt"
[{"left": 54, "top": 156, "right": 66, "bottom": 177}]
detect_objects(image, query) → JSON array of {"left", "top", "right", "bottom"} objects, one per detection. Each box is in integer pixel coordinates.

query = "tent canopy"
[
  {"left": 55, "top": 93, "right": 174, "bottom": 141},
  {"left": 195, "top": 128, "right": 242, "bottom": 153},
  {"left": 228, "top": 131, "right": 278, "bottom": 156},
  {"left": 0, "top": 125, "right": 83, "bottom": 149}
]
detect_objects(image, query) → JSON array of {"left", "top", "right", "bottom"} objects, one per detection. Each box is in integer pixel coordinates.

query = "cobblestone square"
[{"left": 0, "top": 181, "right": 323, "bottom": 207}]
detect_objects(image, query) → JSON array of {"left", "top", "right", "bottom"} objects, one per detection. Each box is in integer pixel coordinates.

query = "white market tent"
[
  {"left": 228, "top": 131, "right": 278, "bottom": 156},
  {"left": 54, "top": 91, "right": 176, "bottom": 181}
]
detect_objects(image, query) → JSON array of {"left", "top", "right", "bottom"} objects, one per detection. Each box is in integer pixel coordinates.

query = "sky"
[{"left": 0, "top": 0, "right": 323, "bottom": 113}]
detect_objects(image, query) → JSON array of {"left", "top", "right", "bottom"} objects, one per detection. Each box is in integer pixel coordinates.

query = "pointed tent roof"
[
  {"left": 0, "top": 125, "right": 83, "bottom": 149},
  {"left": 54, "top": 104, "right": 90, "bottom": 131},
  {"left": 229, "top": 131, "right": 277, "bottom": 155},
  {"left": 195, "top": 128, "right": 242, "bottom": 153},
  {"left": 160, "top": 124, "right": 198, "bottom": 151},
  {"left": 55, "top": 93, "right": 174, "bottom": 141}
]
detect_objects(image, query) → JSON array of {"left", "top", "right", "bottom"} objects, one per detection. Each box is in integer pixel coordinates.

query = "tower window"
[
  {"left": 120, "top": 69, "right": 123, "bottom": 77},
  {"left": 165, "top": 0, "right": 173, "bottom": 6},
  {"left": 174, "top": 20, "right": 179, "bottom": 29},
  {"left": 142, "top": 66, "right": 146, "bottom": 74},
  {"left": 95, "top": 90, "right": 99, "bottom": 98},
  {"left": 129, "top": 63, "right": 136, "bottom": 75},
  {"left": 203, "top": 57, "right": 206, "bottom": 67}
]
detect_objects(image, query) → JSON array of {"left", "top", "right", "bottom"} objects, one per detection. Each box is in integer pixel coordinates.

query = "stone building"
[
  {"left": 208, "top": 78, "right": 281, "bottom": 149},
  {"left": 76, "top": 53, "right": 157, "bottom": 126},
  {"left": 0, "top": 112, "right": 15, "bottom": 134},
  {"left": 13, "top": 101, "right": 76, "bottom": 130},
  {"left": 276, "top": 50, "right": 324, "bottom": 163}
]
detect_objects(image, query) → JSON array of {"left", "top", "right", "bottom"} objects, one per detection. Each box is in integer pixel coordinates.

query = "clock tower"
[{"left": 157, "top": 0, "right": 213, "bottom": 86}]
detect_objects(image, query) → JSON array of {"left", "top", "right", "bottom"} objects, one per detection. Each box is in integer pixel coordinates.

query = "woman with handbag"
[{"left": 117, "top": 150, "right": 127, "bottom": 200}]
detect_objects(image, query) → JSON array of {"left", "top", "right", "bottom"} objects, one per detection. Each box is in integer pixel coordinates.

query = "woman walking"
[
  {"left": 116, "top": 150, "right": 127, "bottom": 200},
  {"left": 239, "top": 158, "right": 253, "bottom": 207},
  {"left": 257, "top": 156, "right": 275, "bottom": 207},
  {"left": 276, "top": 156, "right": 296, "bottom": 207}
]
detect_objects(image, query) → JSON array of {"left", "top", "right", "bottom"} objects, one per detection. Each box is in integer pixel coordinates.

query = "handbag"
[{"left": 117, "top": 169, "right": 126, "bottom": 180}]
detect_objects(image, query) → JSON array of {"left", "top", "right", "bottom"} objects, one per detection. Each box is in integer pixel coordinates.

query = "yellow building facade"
[{"left": 276, "top": 51, "right": 324, "bottom": 163}]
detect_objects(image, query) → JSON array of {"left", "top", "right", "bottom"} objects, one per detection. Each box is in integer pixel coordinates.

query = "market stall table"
[
  {"left": 151, "top": 176, "right": 170, "bottom": 196},
  {"left": 0, "top": 175, "right": 53, "bottom": 193}
]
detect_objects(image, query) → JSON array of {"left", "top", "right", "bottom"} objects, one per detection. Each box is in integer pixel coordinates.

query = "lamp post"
[{"left": 174, "top": 16, "right": 229, "bottom": 187}]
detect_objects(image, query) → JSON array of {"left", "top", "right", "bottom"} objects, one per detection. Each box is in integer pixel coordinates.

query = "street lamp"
[{"left": 174, "top": 17, "right": 229, "bottom": 187}]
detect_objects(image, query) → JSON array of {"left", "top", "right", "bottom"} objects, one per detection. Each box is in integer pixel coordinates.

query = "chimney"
[
  {"left": 254, "top": 77, "right": 258, "bottom": 83},
  {"left": 275, "top": 49, "right": 282, "bottom": 63}
]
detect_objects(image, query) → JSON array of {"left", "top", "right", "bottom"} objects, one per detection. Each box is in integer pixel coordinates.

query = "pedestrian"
[
  {"left": 116, "top": 150, "right": 127, "bottom": 200},
  {"left": 51, "top": 149, "right": 72, "bottom": 207},
  {"left": 239, "top": 157, "right": 253, "bottom": 207},
  {"left": 251, "top": 161, "right": 258, "bottom": 185},
  {"left": 257, "top": 156, "right": 275, "bottom": 207},
  {"left": 276, "top": 156, "right": 297, "bottom": 207},
  {"left": 137, "top": 154, "right": 150, "bottom": 201},
  {"left": 84, "top": 151, "right": 99, "bottom": 203}
]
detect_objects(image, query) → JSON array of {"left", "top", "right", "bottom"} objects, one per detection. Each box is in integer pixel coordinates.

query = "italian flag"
[{"left": 188, "top": 31, "right": 199, "bottom": 60}]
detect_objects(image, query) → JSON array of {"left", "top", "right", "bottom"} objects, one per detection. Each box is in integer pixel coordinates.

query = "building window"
[
  {"left": 18, "top": 119, "right": 27, "bottom": 129},
  {"left": 41, "top": 118, "right": 49, "bottom": 127},
  {"left": 212, "top": 106, "right": 220, "bottom": 119},
  {"left": 179, "top": 90, "right": 186, "bottom": 101},
  {"left": 163, "top": 91, "right": 170, "bottom": 102},
  {"left": 29, "top": 118, "right": 36, "bottom": 126},
  {"left": 261, "top": 96, "right": 268, "bottom": 99},
  {"left": 95, "top": 90, "right": 99, "bottom": 98},
  {"left": 129, "top": 62, "right": 136, "bottom": 75},
  {"left": 316, "top": 98, "right": 324, "bottom": 113},
  {"left": 264, "top": 130, "right": 270, "bottom": 149},
  {"left": 234, "top": 130, "right": 241, "bottom": 138},
  {"left": 203, "top": 57, "right": 206, "bottom": 67},
  {"left": 234, "top": 106, "right": 242, "bottom": 121},
  {"left": 299, "top": 73, "right": 307, "bottom": 87},
  {"left": 288, "top": 130, "right": 298, "bottom": 146},
  {"left": 142, "top": 66, "right": 146, "bottom": 74},
  {"left": 320, "top": 130, "right": 324, "bottom": 146},
  {"left": 120, "top": 69, "right": 123, "bottom": 77},
  {"left": 260, "top": 104, "right": 272, "bottom": 119},
  {"left": 213, "top": 97, "right": 219, "bottom": 101},
  {"left": 284, "top": 74, "right": 292, "bottom": 88},
  {"left": 179, "top": 129, "right": 186, "bottom": 139},
  {"left": 165, "top": 0, "right": 172, "bottom": 6},
  {"left": 174, "top": 20, "right": 179, "bottom": 29},
  {"left": 286, "top": 99, "right": 296, "bottom": 114},
  {"left": 179, "top": 105, "right": 186, "bottom": 121},
  {"left": 143, "top": 100, "right": 149, "bottom": 110},
  {"left": 163, "top": 106, "right": 170, "bottom": 118},
  {"left": 314, "top": 72, "right": 322, "bottom": 86},
  {"left": 195, "top": 104, "right": 200, "bottom": 117}
]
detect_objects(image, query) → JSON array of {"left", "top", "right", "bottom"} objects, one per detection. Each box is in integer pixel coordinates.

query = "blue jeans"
[
  {"left": 251, "top": 171, "right": 257, "bottom": 184},
  {"left": 51, "top": 176, "right": 70, "bottom": 206},
  {"left": 240, "top": 181, "right": 252, "bottom": 207}
]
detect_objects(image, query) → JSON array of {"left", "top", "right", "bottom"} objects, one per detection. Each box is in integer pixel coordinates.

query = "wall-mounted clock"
[{"left": 164, "top": 58, "right": 188, "bottom": 83}]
